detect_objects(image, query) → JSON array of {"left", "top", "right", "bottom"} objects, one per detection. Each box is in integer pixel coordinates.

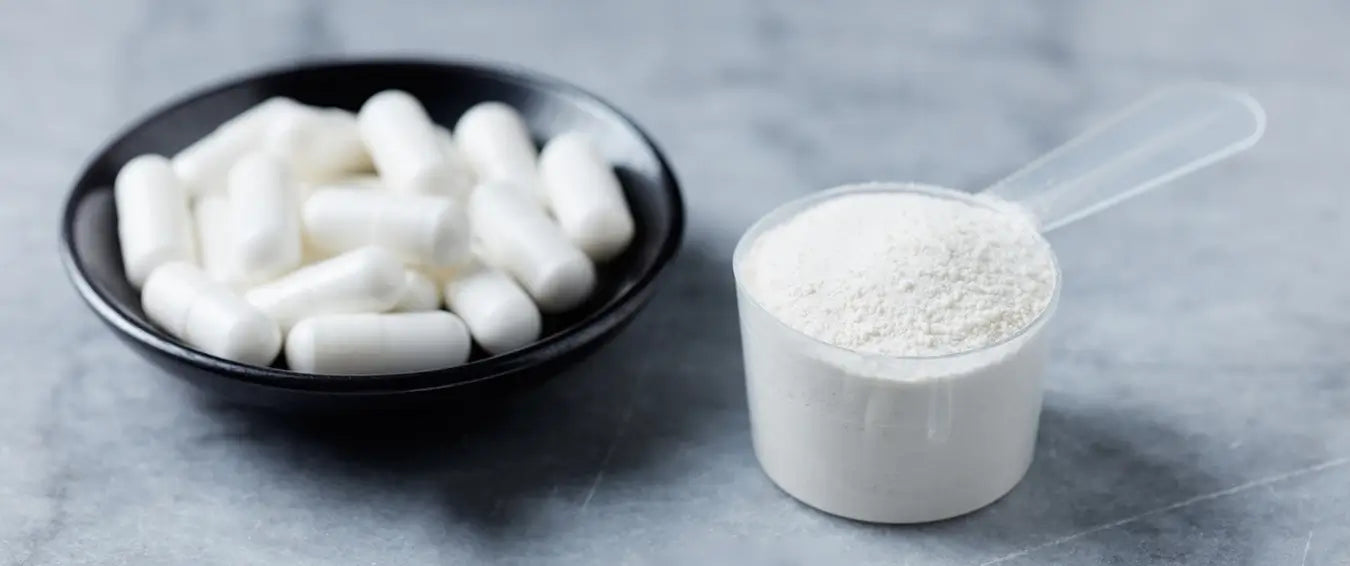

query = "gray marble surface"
[{"left": 4, "top": 0, "right": 1350, "bottom": 564}]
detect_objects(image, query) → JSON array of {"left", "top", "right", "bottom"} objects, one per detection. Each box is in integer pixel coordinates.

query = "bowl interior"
[{"left": 63, "top": 60, "right": 682, "bottom": 391}]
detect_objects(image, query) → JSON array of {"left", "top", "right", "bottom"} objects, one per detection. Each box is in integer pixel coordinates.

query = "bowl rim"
[{"left": 59, "top": 57, "right": 685, "bottom": 393}]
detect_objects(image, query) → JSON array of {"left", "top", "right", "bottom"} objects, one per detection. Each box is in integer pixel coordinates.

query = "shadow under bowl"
[{"left": 59, "top": 59, "right": 685, "bottom": 414}]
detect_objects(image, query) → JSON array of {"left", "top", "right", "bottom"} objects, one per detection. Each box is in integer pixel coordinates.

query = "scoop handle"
[{"left": 980, "top": 84, "right": 1266, "bottom": 232}]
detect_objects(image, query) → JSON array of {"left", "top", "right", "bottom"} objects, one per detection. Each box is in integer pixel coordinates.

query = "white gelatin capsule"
[
  {"left": 226, "top": 153, "right": 302, "bottom": 284},
  {"left": 191, "top": 193, "right": 246, "bottom": 289},
  {"left": 302, "top": 188, "right": 470, "bottom": 268},
  {"left": 264, "top": 106, "right": 372, "bottom": 183},
  {"left": 392, "top": 269, "right": 441, "bottom": 312},
  {"left": 172, "top": 97, "right": 302, "bottom": 195},
  {"left": 470, "top": 182, "right": 596, "bottom": 312},
  {"left": 142, "top": 262, "right": 281, "bottom": 366},
  {"left": 114, "top": 154, "right": 196, "bottom": 287},
  {"left": 298, "top": 174, "right": 381, "bottom": 203},
  {"left": 286, "top": 311, "right": 472, "bottom": 375},
  {"left": 444, "top": 262, "right": 542, "bottom": 354},
  {"left": 454, "top": 102, "right": 545, "bottom": 203},
  {"left": 245, "top": 246, "right": 405, "bottom": 330},
  {"left": 357, "top": 90, "right": 463, "bottom": 197},
  {"left": 433, "top": 126, "right": 478, "bottom": 196},
  {"left": 538, "top": 132, "right": 636, "bottom": 261}
]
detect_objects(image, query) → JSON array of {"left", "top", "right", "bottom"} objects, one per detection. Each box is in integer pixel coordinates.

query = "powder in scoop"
[{"left": 743, "top": 189, "right": 1056, "bottom": 357}]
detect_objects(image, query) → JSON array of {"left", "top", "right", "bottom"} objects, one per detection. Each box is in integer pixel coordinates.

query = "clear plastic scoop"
[{"left": 980, "top": 84, "right": 1266, "bottom": 232}]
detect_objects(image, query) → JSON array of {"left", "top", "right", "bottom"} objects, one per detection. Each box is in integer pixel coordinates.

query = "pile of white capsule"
[{"left": 115, "top": 90, "right": 635, "bottom": 374}]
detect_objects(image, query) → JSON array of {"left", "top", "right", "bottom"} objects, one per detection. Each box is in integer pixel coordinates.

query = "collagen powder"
[{"left": 735, "top": 183, "right": 1059, "bottom": 523}]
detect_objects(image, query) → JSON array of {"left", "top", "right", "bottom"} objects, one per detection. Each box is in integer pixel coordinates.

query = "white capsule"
[
  {"left": 538, "top": 132, "right": 636, "bottom": 261},
  {"left": 142, "top": 262, "right": 281, "bottom": 366},
  {"left": 286, "top": 311, "right": 472, "bottom": 375},
  {"left": 114, "top": 155, "right": 197, "bottom": 287},
  {"left": 264, "top": 106, "right": 372, "bottom": 183},
  {"left": 392, "top": 269, "right": 441, "bottom": 312},
  {"left": 172, "top": 97, "right": 302, "bottom": 196},
  {"left": 297, "top": 174, "right": 382, "bottom": 204},
  {"left": 454, "top": 102, "right": 545, "bottom": 204},
  {"left": 302, "top": 188, "right": 470, "bottom": 268},
  {"left": 296, "top": 178, "right": 367, "bottom": 266},
  {"left": 443, "top": 262, "right": 542, "bottom": 355},
  {"left": 433, "top": 126, "right": 479, "bottom": 196},
  {"left": 226, "top": 153, "right": 302, "bottom": 284},
  {"left": 191, "top": 193, "right": 246, "bottom": 289},
  {"left": 357, "top": 90, "right": 463, "bottom": 198},
  {"left": 245, "top": 246, "right": 406, "bottom": 330},
  {"left": 470, "top": 182, "right": 596, "bottom": 312},
  {"left": 192, "top": 194, "right": 229, "bottom": 278}
]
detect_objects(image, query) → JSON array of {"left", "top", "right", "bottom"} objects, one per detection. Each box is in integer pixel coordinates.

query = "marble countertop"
[{"left": 4, "top": 1, "right": 1349, "bottom": 564}]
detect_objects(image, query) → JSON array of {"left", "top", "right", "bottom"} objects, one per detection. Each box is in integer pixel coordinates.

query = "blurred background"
[{"left": 4, "top": 1, "right": 1350, "bottom": 564}]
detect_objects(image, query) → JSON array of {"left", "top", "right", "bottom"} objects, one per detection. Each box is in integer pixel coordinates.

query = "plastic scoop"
[{"left": 980, "top": 84, "right": 1266, "bottom": 232}]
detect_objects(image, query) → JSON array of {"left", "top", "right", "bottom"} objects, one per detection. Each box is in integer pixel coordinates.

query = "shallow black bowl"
[{"left": 60, "top": 59, "right": 684, "bottom": 413}]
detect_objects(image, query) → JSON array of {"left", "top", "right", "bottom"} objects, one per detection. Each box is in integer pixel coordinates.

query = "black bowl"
[{"left": 60, "top": 59, "right": 684, "bottom": 413}]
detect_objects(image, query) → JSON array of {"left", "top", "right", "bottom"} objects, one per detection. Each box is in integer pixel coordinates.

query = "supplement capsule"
[
  {"left": 444, "top": 262, "right": 542, "bottom": 355},
  {"left": 245, "top": 246, "right": 406, "bottom": 330},
  {"left": 357, "top": 90, "right": 463, "bottom": 197},
  {"left": 454, "top": 102, "right": 545, "bottom": 203},
  {"left": 302, "top": 188, "right": 471, "bottom": 268},
  {"left": 538, "top": 132, "right": 636, "bottom": 261},
  {"left": 434, "top": 126, "right": 479, "bottom": 196},
  {"left": 192, "top": 194, "right": 246, "bottom": 289},
  {"left": 470, "top": 182, "right": 596, "bottom": 312},
  {"left": 115, "top": 154, "right": 197, "bottom": 287},
  {"left": 264, "top": 106, "right": 372, "bottom": 183},
  {"left": 286, "top": 311, "right": 472, "bottom": 375},
  {"left": 172, "top": 97, "right": 302, "bottom": 195},
  {"left": 297, "top": 174, "right": 381, "bottom": 204},
  {"left": 392, "top": 269, "right": 441, "bottom": 312},
  {"left": 142, "top": 262, "right": 281, "bottom": 366},
  {"left": 226, "top": 153, "right": 302, "bottom": 284}
]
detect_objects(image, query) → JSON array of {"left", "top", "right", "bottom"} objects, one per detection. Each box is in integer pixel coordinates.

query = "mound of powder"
[{"left": 743, "top": 190, "right": 1056, "bottom": 357}]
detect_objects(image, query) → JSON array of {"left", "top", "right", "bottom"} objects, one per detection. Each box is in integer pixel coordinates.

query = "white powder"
[
  {"left": 743, "top": 189, "right": 1056, "bottom": 358},
  {"left": 734, "top": 183, "right": 1060, "bottom": 523}
]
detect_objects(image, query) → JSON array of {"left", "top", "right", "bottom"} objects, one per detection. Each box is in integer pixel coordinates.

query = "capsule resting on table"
[
  {"left": 538, "top": 132, "right": 636, "bottom": 262},
  {"left": 392, "top": 269, "right": 441, "bottom": 312},
  {"left": 142, "top": 262, "right": 281, "bottom": 366},
  {"left": 172, "top": 97, "right": 302, "bottom": 195},
  {"left": 302, "top": 188, "right": 470, "bottom": 268},
  {"left": 470, "top": 181, "right": 596, "bottom": 313},
  {"left": 264, "top": 106, "right": 372, "bottom": 183},
  {"left": 226, "top": 153, "right": 302, "bottom": 284},
  {"left": 443, "top": 262, "right": 542, "bottom": 354},
  {"left": 286, "top": 311, "right": 472, "bottom": 375},
  {"left": 245, "top": 246, "right": 406, "bottom": 330},
  {"left": 357, "top": 90, "right": 463, "bottom": 197},
  {"left": 115, "top": 154, "right": 196, "bottom": 287},
  {"left": 455, "top": 102, "right": 545, "bottom": 204}
]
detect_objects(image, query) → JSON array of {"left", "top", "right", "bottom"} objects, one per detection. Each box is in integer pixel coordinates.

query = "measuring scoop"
[
  {"left": 981, "top": 83, "right": 1266, "bottom": 231},
  {"left": 731, "top": 83, "right": 1266, "bottom": 524}
]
